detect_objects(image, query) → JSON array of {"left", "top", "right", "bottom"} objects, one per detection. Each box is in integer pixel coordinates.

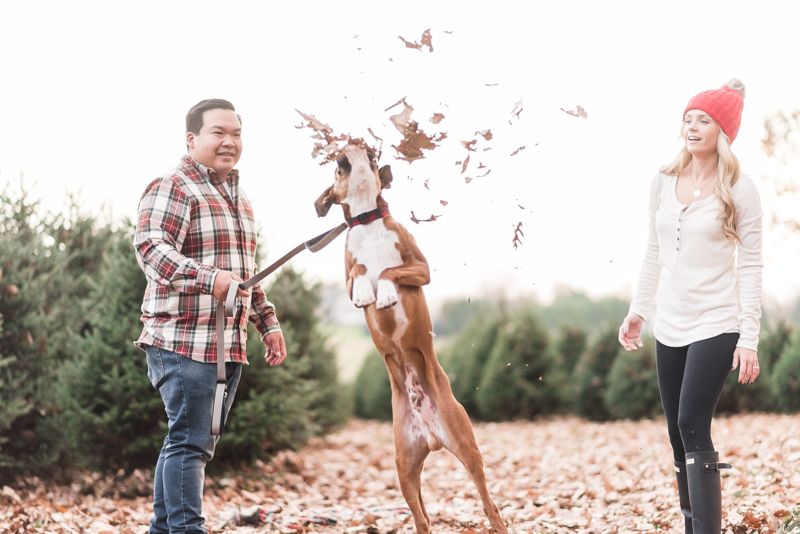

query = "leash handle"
[{"left": 212, "top": 300, "right": 228, "bottom": 436}]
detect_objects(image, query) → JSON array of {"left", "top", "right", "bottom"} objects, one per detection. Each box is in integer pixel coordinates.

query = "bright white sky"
[{"left": 1, "top": 0, "right": 799, "bottom": 313}]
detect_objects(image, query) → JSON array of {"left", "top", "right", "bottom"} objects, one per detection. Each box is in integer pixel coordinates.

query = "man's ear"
[
  {"left": 186, "top": 132, "right": 195, "bottom": 151},
  {"left": 314, "top": 185, "right": 337, "bottom": 217},
  {"left": 379, "top": 165, "right": 393, "bottom": 189}
]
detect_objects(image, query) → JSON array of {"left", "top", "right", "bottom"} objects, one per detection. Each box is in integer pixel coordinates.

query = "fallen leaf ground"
[{"left": 3, "top": 414, "right": 800, "bottom": 534}]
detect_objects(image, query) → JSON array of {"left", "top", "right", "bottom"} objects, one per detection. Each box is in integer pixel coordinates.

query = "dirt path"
[{"left": 3, "top": 414, "right": 799, "bottom": 533}]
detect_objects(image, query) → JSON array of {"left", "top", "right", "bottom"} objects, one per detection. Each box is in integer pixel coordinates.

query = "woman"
[{"left": 619, "top": 79, "right": 762, "bottom": 534}]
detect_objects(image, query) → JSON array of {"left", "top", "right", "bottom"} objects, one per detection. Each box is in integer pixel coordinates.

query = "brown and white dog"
[{"left": 315, "top": 142, "right": 508, "bottom": 534}]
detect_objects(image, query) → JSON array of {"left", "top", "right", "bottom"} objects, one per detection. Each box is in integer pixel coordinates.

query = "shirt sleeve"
[
  {"left": 629, "top": 174, "right": 662, "bottom": 320},
  {"left": 134, "top": 177, "right": 218, "bottom": 295},
  {"left": 734, "top": 178, "right": 763, "bottom": 351},
  {"left": 249, "top": 266, "right": 282, "bottom": 339}
]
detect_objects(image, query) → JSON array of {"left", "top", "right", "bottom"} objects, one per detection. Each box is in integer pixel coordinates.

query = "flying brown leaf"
[
  {"left": 367, "top": 128, "right": 384, "bottom": 160},
  {"left": 440, "top": 200, "right": 448, "bottom": 206},
  {"left": 410, "top": 211, "right": 440, "bottom": 224},
  {"left": 398, "top": 29, "right": 433, "bottom": 52},
  {"left": 510, "top": 146, "right": 526, "bottom": 156},
  {"left": 465, "top": 177, "right": 473, "bottom": 184},
  {"left": 461, "top": 140, "right": 477, "bottom": 152},
  {"left": 509, "top": 98, "right": 523, "bottom": 123},
  {"left": 461, "top": 154, "right": 470, "bottom": 174},
  {"left": 393, "top": 122, "right": 438, "bottom": 162},
  {"left": 296, "top": 110, "right": 333, "bottom": 134},
  {"left": 389, "top": 98, "right": 414, "bottom": 134},
  {"left": 296, "top": 109, "right": 356, "bottom": 165},
  {"left": 420, "top": 29, "right": 433, "bottom": 52},
  {"left": 561, "top": 105, "right": 589, "bottom": 119},
  {"left": 398, "top": 36, "right": 422, "bottom": 50},
  {"left": 430, "top": 113, "right": 445, "bottom": 124},
  {"left": 512, "top": 222, "right": 524, "bottom": 249},
  {"left": 475, "top": 129, "right": 493, "bottom": 141},
  {"left": 424, "top": 179, "right": 430, "bottom": 191}
]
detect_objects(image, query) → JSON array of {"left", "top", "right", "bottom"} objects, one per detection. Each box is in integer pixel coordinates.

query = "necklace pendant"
[{"left": 693, "top": 189, "right": 701, "bottom": 197}]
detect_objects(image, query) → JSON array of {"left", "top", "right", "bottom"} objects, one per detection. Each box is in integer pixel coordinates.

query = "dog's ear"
[
  {"left": 314, "top": 185, "right": 337, "bottom": 217},
  {"left": 379, "top": 165, "right": 393, "bottom": 190}
]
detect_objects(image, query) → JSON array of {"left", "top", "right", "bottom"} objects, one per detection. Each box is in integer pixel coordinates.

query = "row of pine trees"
[
  {"left": 354, "top": 302, "right": 800, "bottom": 422},
  {"left": 0, "top": 186, "right": 348, "bottom": 485}
]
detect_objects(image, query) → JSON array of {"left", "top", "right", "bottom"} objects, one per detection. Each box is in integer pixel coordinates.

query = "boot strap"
[{"left": 701, "top": 461, "right": 732, "bottom": 472}]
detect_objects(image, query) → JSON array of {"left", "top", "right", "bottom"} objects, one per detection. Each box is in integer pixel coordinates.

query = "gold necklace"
[{"left": 689, "top": 160, "right": 715, "bottom": 197}]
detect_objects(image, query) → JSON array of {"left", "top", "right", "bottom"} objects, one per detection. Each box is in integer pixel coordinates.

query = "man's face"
[{"left": 187, "top": 108, "right": 242, "bottom": 179}]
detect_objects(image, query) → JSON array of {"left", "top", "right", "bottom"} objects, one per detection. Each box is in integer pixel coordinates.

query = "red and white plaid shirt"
[{"left": 134, "top": 156, "right": 280, "bottom": 364}]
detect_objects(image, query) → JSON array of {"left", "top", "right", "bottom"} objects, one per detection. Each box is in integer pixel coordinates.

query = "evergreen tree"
[
  {"left": 0, "top": 185, "right": 111, "bottom": 481},
  {"left": 439, "top": 305, "right": 505, "bottom": 417},
  {"left": 352, "top": 348, "right": 393, "bottom": 421},
  {"left": 554, "top": 325, "right": 587, "bottom": 379},
  {"left": 771, "top": 330, "right": 800, "bottom": 413},
  {"left": 717, "top": 320, "right": 792, "bottom": 414},
  {"left": 57, "top": 225, "right": 164, "bottom": 471},
  {"left": 604, "top": 338, "right": 661, "bottom": 420},
  {"left": 571, "top": 326, "right": 620, "bottom": 421},
  {"left": 475, "top": 308, "right": 560, "bottom": 420}
]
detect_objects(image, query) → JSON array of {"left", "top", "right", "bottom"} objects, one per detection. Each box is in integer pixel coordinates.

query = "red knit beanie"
[{"left": 683, "top": 78, "right": 746, "bottom": 143}]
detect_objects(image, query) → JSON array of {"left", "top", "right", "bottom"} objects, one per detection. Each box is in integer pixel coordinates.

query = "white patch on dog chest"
[{"left": 347, "top": 221, "right": 402, "bottom": 291}]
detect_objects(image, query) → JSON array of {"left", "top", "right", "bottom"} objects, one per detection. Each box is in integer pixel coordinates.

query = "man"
[{"left": 134, "top": 98, "right": 286, "bottom": 534}]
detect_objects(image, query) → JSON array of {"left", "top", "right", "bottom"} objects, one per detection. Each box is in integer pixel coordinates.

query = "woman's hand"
[
  {"left": 732, "top": 347, "right": 759, "bottom": 385},
  {"left": 618, "top": 312, "right": 645, "bottom": 351}
]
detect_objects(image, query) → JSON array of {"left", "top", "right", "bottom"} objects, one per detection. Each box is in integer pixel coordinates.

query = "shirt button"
[
  {"left": 677, "top": 237, "right": 680, "bottom": 241},
  {"left": 677, "top": 228, "right": 680, "bottom": 231},
  {"left": 676, "top": 247, "right": 679, "bottom": 251}
]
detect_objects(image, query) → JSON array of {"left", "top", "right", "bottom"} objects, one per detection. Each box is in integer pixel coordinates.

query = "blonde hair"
[{"left": 659, "top": 127, "right": 741, "bottom": 244}]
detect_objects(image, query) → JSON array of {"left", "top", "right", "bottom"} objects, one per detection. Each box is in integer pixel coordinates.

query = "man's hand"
[
  {"left": 264, "top": 332, "right": 287, "bottom": 366},
  {"left": 212, "top": 270, "right": 249, "bottom": 301}
]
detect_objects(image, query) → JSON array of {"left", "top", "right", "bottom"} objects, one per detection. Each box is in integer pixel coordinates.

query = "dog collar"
[{"left": 346, "top": 207, "right": 390, "bottom": 228}]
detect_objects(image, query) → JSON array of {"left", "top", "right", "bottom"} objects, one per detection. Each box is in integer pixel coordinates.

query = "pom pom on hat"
[{"left": 683, "top": 78, "right": 746, "bottom": 143}]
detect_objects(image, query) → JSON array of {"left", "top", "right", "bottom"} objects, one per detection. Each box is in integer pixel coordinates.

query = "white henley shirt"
[{"left": 629, "top": 172, "right": 763, "bottom": 351}]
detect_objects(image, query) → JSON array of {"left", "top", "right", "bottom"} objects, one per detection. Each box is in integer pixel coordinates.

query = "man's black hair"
[{"left": 185, "top": 99, "right": 242, "bottom": 135}]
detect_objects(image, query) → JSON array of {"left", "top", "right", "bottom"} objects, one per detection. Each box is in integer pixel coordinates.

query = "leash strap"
[{"left": 211, "top": 223, "right": 347, "bottom": 436}]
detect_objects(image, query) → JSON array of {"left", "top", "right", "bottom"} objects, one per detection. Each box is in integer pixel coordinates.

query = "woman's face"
[{"left": 684, "top": 110, "right": 721, "bottom": 157}]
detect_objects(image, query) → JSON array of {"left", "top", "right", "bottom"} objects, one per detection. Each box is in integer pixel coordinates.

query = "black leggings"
[{"left": 656, "top": 333, "right": 738, "bottom": 462}]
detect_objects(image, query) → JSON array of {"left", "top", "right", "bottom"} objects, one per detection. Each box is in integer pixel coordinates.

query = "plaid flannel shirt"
[{"left": 134, "top": 156, "right": 280, "bottom": 364}]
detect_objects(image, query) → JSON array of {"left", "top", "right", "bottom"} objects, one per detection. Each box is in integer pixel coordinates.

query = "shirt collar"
[{"left": 182, "top": 155, "right": 239, "bottom": 186}]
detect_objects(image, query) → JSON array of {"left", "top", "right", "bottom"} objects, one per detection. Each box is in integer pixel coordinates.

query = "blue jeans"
[{"left": 145, "top": 346, "right": 242, "bottom": 534}]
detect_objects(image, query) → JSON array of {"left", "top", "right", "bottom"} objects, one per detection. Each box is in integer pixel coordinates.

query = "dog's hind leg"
[
  {"left": 439, "top": 401, "right": 509, "bottom": 534},
  {"left": 385, "top": 355, "right": 434, "bottom": 534},
  {"left": 393, "top": 429, "right": 432, "bottom": 534}
]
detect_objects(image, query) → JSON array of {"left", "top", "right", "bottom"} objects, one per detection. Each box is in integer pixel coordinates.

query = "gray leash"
[{"left": 211, "top": 223, "right": 348, "bottom": 435}]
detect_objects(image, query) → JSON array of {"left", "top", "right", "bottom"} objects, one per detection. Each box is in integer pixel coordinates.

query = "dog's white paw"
[
  {"left": 376, "top": 279, "right": 399, "bottom": 310},
  {"left": 351, "top": 275, "right": 376, "bottom": 308}
]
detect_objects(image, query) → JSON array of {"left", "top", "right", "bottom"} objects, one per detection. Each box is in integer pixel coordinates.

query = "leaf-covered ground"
[{"left": 3, "top": 414, "right": 800, "bottom": 534}]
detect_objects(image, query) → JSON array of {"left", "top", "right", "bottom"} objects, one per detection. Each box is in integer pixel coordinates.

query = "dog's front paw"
[
  {"left": 376, "top": 279, "right": 399, "bottom": 310},
  {"left": 351, "top": 275, "right": 376, "bottom": 308}
]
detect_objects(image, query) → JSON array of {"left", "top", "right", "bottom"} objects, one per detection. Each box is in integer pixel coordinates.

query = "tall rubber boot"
[
  {"left": 674, "top": 461, "right": 692, "bottom": 534},
  {"left": 685, "top": 451, "right": 731, "bottom": 534}
]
